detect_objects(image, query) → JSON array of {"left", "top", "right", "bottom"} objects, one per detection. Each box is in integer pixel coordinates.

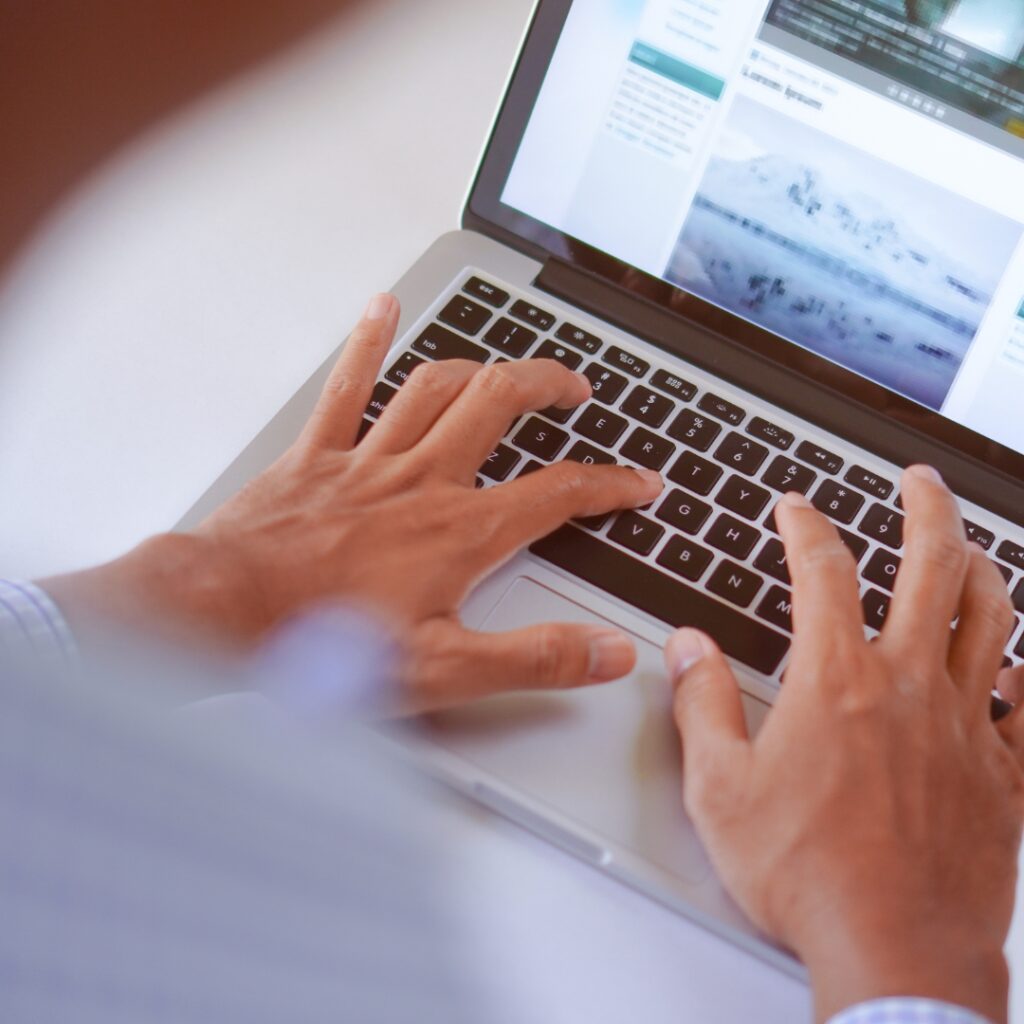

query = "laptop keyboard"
[{"left": 362, "top": 271, "right": 1024, "bottom": 683}]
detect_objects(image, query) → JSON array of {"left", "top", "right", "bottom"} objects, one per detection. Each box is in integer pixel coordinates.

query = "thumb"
[
  {"left": 401, "top": 619, "right": 637, "bottom": 715},
  {"left": 665, "top": 629, "right": 750, "bottom": 808}
]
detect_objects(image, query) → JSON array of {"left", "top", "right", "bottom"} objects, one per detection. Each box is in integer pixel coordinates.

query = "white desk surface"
[{"left": 1, "top": 1, "right": 1020, "bottom": 1020}]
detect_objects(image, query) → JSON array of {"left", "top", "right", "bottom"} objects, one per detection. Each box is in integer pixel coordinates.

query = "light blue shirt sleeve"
[
  {"left": 0, "top": 579, "right": 77, "bottom": 666},
  {"left": 829, "top": 998, "right": 995, "bottom": 1024}
]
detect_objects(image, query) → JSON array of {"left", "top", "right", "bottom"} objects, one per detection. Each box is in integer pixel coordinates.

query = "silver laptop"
[{"left": 180, "top": 0, "right": 1024, "bottom": 978}]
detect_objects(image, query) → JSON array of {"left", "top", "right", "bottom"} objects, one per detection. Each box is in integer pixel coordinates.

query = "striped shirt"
[{"left": 0, "top": 579, "right": 998, "bottom": 1024}]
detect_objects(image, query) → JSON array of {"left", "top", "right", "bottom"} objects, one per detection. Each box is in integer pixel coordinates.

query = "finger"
[
  {"left": 418, "top": 360, "right": 591, "bottom": 480},
  {"left": 402, "top": 619, "right": 636, "bottom": 714},
  {"left": 360, "top": 358, "right": 480, "bottom": 456},
  {"left": 996, "top": 705, "right": 1024, "bottom": 770},
  {"left": 884, "top": 465, "right": 968, "bottom": 657},
  {"left": 998, "top": 664, "right": 1024, "bottom": 705},
  {"left": 775, "top": 491, "right": 864, "bottom": 651},
  {"left": 666, "top": 629, "right": 749, "bottom": 817},
  {"left": 948, "top": 544, "right": 1015, "bottom": 711},
  {"left": 477, "top": 461, "right": 664, "bottom": 566},
  {"left": 301, "top": 293, "right": 400, "bottom": 450}
]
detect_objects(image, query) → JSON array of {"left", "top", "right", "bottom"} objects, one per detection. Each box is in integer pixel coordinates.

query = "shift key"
[{"left": 530, "top": 526, "right": 790, "bottom": 675}]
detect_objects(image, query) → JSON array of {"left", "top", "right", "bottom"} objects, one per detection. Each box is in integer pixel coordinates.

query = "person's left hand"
[{"left": 45, "top": 293, "right": 664, "bottom": 713}]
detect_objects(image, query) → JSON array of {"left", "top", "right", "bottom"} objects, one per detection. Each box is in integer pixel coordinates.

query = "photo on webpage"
[{"left": 664, "top": 94, "right": 1023, "bottom": 410}]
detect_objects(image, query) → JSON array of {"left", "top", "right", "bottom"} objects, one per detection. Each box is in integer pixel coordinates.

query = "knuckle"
[
  {"left": 407, "top": 360, "right": 457, "bottom": 393},
  {"left": 547, "top": 462, "right": 590, "bottom": 498},
  {"left": 682, "top": 754, "right": 730, "bottom": 821},
  {"left": 475, "top": 363, "right": 525, "bottom": 405},
  {"left": 323, "top": 371, "right": 364, "bottom": 401},
  {"left": 911, "top": 532, "right": 968, "bottom": 574},
  {"left": 790, "top": 541, "right": 857, "bottom": 580},
  {"left": 529, "top": 625, "right": 583, "bottom": 684},
  {"left": 974, "top": 588, "right": 1014, "bottom": 637}
]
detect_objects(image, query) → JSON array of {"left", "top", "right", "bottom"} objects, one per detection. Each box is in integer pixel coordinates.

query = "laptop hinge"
[{"left": 533, "top": 257, "right": 1024, "bottom": 527}]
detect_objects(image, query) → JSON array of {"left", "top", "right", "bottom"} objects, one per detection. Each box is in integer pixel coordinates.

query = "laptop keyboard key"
[
  {"left": 620, "top": 428, "right": 675, "bottom": 470},
  {"left": 754, "top": 538, "right": 791, "bottom": 585},
  {"left": 655, "top": 489, "right": 712, "bottom": 535},
  {"left": 667, "top": 409, "right": 722, "bottom": 451},
  {"left": 439, "top": 296, "right": 491, "bottom": 335},
  {"left": 756, "top": 586, "right": 793, "bottom": 632},
  {"left": 715, "top": 433, "right": 770, "bottom": 475},
  {"left": 706, "top": 514, "right": 761, "bottom": 560},
  {"left": 964, "top": 520, "right": 994, "bottom": 550},
  {"left": 997, "top": 540, "right": 1024, "bottom": 571},
  {"left": 517, "top": 459, "right": 545, "bottom": 478},
  {"left": 707, "top": 561, "right": 763, "bottom": 608},
  {"left": 385, "top": 351, "right": 425, "bottom": 387},
  {"left": 698, "top": 393, "right": 746, "bottom": 426},
  {"left": 862, "top": 589, "right": 891, "bottom": 631},
  {"left": 509, "top": 300, "right": 555, "bottom": 332},
  {"left": 512, "top": 417, "right": 569, "bottom": 461},
  {"left": 604, "top": 346, "right": 650, "bottom": 379},
  {"left": 565, "top": 440, "right": 616, "bottom": 466},
  {"left": 812, "top": 481, "right": 865, "bottom": 524},
  {"left": 668, "top": 451, "right": 723, "bottom": 495},
  {"left": 620, "top": 386, "right": 675, "bottom": 427},
  {"left": 796, "top": 441, "right": 843, "bottom": 475},
  {"left": 583, "top": 363, "right": 629, "bottom": 404},
  {"left": 462, "top": 276, "right": 509, "bottom": 308},
  {"left": 555, "top": 322, "right": 602, "bottom": 355},
  {"left": 844, "top": 465, "right": 893, "bottom": 500},
  {"left": 413, "top": 324, "right": 488, "bottom": 363},
  {"left": 657, "top": 536, "right": 714, "bottom": 582},
  {"left": 761, "top": 455, "right": 817, "bottom": 494},
  {"left": 859, "top": 504, "right": 904, "bottom": 548},
  {"left": 608, "top": 511, "right": 665, "bottom": 556},
  {"left": 482, "top": 317, "right": 537, "bottom": 358},
  {"left": 480, "top": 444, "right": 521, "bottom": 482},
  {"left": 532, "top": 338, "right": 582, "bottom": 369},
  {"left": 530, "top": 527, "right": 790, "bottom": 674},
  {"left": 576, "top": 512, "right": 612, "bottom": 531},
  {"left": 650, "top": 369, "right": 697, "bottom": 402},
  {"left": 839, "top": 528, "right": 869, "bottom": 563},
  {"left": 747, "top": 417, "right": 794, "bottom": 450},
  {"left": 575, "top": 405, "right": 628, "bottom": 447},
  {"left": 539, "top": 405, "right": 575, "bottom": 425},
  {"left": 356, "top": 417, "right": 374, "bottom": 443},
  {"left": 1012, "top": 579, "right": 1024, "bottom": 614},
  {"left": 717, "top": 476, "right": 771, "bottom": 520},
  {"left": 366, "top": 382, "right": 397, "bottom": 420},
  {"left": 864, "top": 548, "right": 902, "bottom": 592}
]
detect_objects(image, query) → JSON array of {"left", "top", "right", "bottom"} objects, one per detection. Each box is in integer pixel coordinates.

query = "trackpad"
[{"left": 422, "top": 578, "right": 770, "bottom": 885}]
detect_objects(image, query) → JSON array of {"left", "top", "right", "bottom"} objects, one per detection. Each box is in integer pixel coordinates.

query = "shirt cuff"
[
  {"left": 829, "top": 998, "right": 995, "bottom": 1024},
  {"left": 0, "top": 580, "right": 78, "bottom": 666}
]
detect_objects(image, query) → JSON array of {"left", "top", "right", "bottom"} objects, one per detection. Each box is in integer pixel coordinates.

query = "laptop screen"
[{"left": 499, "top": 0, "right": 1024, "bottom": 458}]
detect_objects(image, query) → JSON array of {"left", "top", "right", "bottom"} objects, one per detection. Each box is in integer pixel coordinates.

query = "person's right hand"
[
  {"left": 46, "top": 293, "right": 664, "bottom": 714},
  {"left": 665, "top": 466, "right": 1024, "bottom": 1024}
]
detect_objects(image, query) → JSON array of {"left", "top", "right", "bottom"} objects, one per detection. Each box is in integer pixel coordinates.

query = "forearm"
[{"left": 40, "top": 532, "right": 265, "bottom": 651}]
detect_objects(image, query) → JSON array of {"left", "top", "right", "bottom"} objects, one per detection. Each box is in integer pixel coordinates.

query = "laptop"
[{"left": 179, "top": 0, "right": 1024, "bottom": 977}]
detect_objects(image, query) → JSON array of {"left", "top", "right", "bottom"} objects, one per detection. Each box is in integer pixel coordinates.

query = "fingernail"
[
  {"left": 364, "top": 293, "right": 395, "bottom": 321},
  {"left": 909, "top": 464, "right": 943, "bottom": 484},
  {"left": 781, "top": 491, "right": 812, "bottom": 509},
  {"left": 634, "top": 468, "right": 664, "bottom": 498},
  {"left": 586, "top": 628, "right": 635, "bottom": 682},
  {"left": 666, "top": 628, "right": 710, "bottom": 679}
]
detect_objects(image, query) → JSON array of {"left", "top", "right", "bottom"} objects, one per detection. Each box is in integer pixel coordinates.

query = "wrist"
[
  {"left": 798, "top": 922, "right": 1008, "bottom": 1024},
  {"left": 42, "top": 531, "right": 269, "bottom": 647}
]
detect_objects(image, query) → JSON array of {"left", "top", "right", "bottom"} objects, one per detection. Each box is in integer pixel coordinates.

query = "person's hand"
[
  {"left": 46, "top": 294, "right": 665, "bottom": 713},
  {"left": 664, "top": 466, "right": 1023, "bottom": 1024}
]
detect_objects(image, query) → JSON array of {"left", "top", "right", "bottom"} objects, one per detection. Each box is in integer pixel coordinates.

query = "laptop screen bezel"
[{"left": 463, "top": 0, "right": 1024, "bottom": 486}]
